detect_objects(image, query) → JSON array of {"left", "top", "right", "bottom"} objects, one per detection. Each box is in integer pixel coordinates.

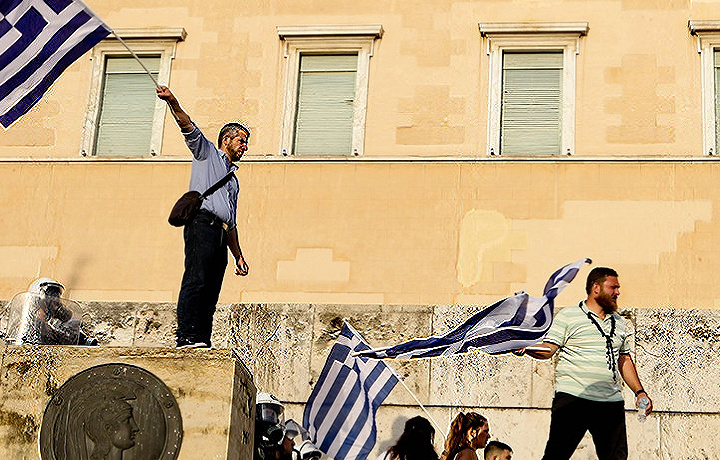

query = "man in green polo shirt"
[{"left": 517, "top": 267, "right": 652, "bottom": 460}]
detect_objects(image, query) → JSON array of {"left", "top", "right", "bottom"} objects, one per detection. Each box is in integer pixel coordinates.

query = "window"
[
  {"left": 295, "top": 54, "right": 357, "bottom": 155},
  {"left": 95, "top": 56, "right": 160, "bottom": 156},
  {"left": 501, "top": 52, "right": 563, "bottom": 155},
  {"left": 480, "top": 22, "right": 588, "bottom": 156},
  {"left": 277, "top": 25, "right": 383, "bottom": 156},
  {"left": 81, "top": 28, "right": 186, "bottom": 157},
  {"left": 689, "top": 21, "right": 720, "bottom": 156}
]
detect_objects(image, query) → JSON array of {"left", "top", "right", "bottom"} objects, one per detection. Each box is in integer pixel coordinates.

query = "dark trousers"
[
  {"left": 176, "top": 210, "right": 228, "bottom": 346},
  {"left": 542, "top": 392, "right": 628, "bottom": 460}
]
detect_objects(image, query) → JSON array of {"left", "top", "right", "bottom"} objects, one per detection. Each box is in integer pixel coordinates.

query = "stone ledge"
[{"left": 43, "top": 302, "right": 720, "bottom": 413}]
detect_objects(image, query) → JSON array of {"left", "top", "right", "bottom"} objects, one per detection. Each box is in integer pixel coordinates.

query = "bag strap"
[{"left": 199, "top": 170, "right": 235, "bottom": 200}]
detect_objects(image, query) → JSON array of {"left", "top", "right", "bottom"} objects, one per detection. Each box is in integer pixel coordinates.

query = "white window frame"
[
  {"left": 81, "top": 28, "right": 186, "bottom": 157},
  {"left": 690, "top": 21, "right": 720, "bottom": 156},
  {"left": 277, "top": 25, "right": 383, "bottom": 156},
  {"left": 480, "top": 22, "right": 588, "bottom": 156}
]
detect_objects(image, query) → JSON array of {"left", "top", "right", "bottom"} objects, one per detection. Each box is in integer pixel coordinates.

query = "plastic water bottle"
[{"left": 637, "top": 396, "right": 649, "bottom": 422}]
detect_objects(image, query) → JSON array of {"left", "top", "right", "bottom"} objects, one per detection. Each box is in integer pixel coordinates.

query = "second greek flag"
[{"left": 358, "top": 258, "right": 592, "bottom": 359}]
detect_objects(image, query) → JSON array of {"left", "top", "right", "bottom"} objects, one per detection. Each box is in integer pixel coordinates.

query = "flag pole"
[
  {"left": 110, "top": 31, "right": 160, "bottom": 87},
  {"left": 75, "top": 1, "right": 179, "bottom": 120},
  {"left": 109, "top": 30, "right": 180, "bottom": 122},
  {"left": 75, "top": 1, "right": 160, "bottom": 88},
  {"left": 392, "top": 370, "right": 447, "bottom": 440}
]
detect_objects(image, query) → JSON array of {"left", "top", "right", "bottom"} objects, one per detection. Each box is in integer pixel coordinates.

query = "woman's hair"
[
  {"left": 387, "top": 415, "right": 439, "bottom": 460},
  {"left": 443, "top": 412, "right": 487, "bottom": 460}
]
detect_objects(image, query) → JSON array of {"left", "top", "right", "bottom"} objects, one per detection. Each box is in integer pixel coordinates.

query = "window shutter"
[
  {"left": 294, "top": 54, "right": 357, "bottom": 156},
  {"left": 95, "top": 56, "right": 160, "bottom": 156},
  {"left": 500, "top": 52, "right": 563, "bottom": 155},
  {"left": 714, "top": 49, "right": 720, "bottom": 154}
]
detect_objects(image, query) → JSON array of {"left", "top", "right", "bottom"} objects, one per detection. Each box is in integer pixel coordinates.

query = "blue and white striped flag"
[
  {"left": 0, "top": 0, "right": 111, "bottom": 127},
  {"left": 358, "top": 258, "right": 592, "bottom": 359},
  {"left": 303, "top": 322, "right": 399, "bottom": 460}
]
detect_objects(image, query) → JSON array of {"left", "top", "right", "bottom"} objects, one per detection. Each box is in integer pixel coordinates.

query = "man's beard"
[
  {"left": 227, "top": 146, "right": 242, "bottom": 162},
  {"left": 596, "top": 291, "right": 618, "bottom": 314}
]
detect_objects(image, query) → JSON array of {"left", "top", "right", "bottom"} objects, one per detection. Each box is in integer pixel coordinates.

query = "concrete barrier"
[{"left": 0, "top": 346, "right": 255, "bottom": 460}]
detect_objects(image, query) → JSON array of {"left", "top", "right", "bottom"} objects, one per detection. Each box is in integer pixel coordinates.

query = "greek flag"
[
  {"left": 359, "top": 258, "right": 591, "bottom": 359},
  {"left": 303, "top": 322, "right": 399, "bottom": 460},
  {"left": 0, "top": 0, "right": 111, "bottom": 127}
]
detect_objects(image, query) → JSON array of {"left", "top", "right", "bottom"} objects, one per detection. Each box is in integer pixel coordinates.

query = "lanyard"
[{"left": 579, "top": 302, "right": 618, "bottom": 381}]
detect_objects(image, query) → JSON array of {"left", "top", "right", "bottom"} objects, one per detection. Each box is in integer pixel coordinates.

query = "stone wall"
[
  {"left": 227, "top": 304, "right": 720, "bottom": 460},
  {"left": 7, "top": 301, "right": 719, "bottom": 459}
]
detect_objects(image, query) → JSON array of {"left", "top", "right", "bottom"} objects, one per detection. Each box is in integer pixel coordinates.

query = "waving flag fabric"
[
  {"left": 0, "top": 0, "right": 111, "bottom": 127},
  {"left": 358, "top": 258, "right": 591, "bottom": 359},
  {"left": 303, "top": 322, "right": 398, "bottom": 460}
]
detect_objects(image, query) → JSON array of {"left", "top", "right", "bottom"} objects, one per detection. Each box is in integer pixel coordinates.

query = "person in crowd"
[
  {"left": 483, "top": 440, "right": 512, "bottom": 460},
  {"left": 440, "top": 412, "right": 490, "bottom": 460},
  {"left": 515, "top": 267, "right": 652, "bottom": 460},
  {"left": 294, "top": 439, "right": 323, "bottom": 460},
  {"left": 255, "top": 392, "right": 295, "bottom": 460},
  {"left": 377, "top": 415, "right": 439, "bottom": 460}
]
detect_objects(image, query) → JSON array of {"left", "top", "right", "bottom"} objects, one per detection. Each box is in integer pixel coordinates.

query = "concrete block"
[
  {"left": 79, "top": 302, "right": 234, "bottom": 349},
  {"left": 659, "top": 413, "right": 720, "bottom": 459},
  {"left": 8, "top": 302, "right": 719, "bottom": 458},
  {"left": 0, "top": 346, "right": 255, "bottom": 460}
]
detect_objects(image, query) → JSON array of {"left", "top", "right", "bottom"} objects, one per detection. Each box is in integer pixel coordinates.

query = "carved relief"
[{"left": 39, "top": 364, "right": 182, "bottom": 460}]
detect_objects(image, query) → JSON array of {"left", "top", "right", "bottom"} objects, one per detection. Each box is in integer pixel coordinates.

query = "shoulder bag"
[{"left": 168, "top": 171, "right": 235, "bottom": 227}]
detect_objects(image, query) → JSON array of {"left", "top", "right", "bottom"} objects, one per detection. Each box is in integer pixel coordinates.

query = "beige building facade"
[
  {"left": 2, "top": 1, "right": 720, "bottom": 310},
  {"left": 2, "top": 1, "right": 720, "bottom": 458}
]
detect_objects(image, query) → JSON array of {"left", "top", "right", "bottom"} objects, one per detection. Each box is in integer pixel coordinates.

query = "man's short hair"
[
  {"left": 217, "top": 122, "right": 250, "bottom": 146},
  {"left": 484, "top": 440, "right": 512, "bottom": 459},
  {"left": 585, "top": 266, "right": 618, "bottom": 294}
]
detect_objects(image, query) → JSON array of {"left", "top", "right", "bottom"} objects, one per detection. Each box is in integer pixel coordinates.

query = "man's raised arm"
[{"left": 156, "top": 86, "right": 193, "bottom": 133}]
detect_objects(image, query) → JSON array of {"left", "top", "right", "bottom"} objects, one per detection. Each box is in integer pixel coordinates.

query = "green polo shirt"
[{"left": 544, "top": 302, "right": 631, "bottom": 402}]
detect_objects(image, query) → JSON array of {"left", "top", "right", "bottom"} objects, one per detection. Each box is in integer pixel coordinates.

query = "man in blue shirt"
[{"left": 157, "top": 86, "right": 249, "bottom": 348}]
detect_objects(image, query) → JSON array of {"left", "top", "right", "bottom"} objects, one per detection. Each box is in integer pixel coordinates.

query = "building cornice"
[
  {"left": 1, "top": 155, "right": 718, "bottom": 164},
  {"left": 479, "top": 22, "right": 589, "bottom": 37},
  {"left": 688, "top": 20, "right": 720, "bottom": 35},
  {"left": 277, "top": 25, "right": 384, "bottom": 39},
  {"left": 105, "top": 27, "right": 187, "bottom": 41}
]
